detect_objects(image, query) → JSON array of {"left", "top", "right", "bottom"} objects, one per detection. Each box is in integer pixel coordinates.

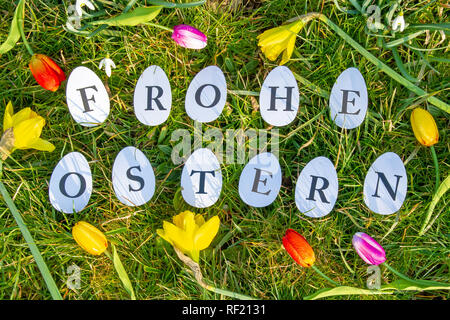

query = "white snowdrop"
[{"left": 98, "top": 57, "right": 116, "bottom": 77}]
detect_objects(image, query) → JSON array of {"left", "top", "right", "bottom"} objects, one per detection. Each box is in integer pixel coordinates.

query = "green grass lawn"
[{"left": 0, "top": 0, "right": 448, "bottom": 300}]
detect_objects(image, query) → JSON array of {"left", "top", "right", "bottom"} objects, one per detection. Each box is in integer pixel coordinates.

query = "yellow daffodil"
[
  {"left": 410, "top": 108, "right": 439, "bottom": 147},
  {"left": 157, "top": 211, "right": 220, "bottom": 262},
  {"left": 72, "top": 221, "right": 108, "bottom": 255},
  {"left": 257, "top": 19, "right": 305, "bottom": 65},
  {"left": 1, "top": 101, "right": 55, "bottom": 160}
]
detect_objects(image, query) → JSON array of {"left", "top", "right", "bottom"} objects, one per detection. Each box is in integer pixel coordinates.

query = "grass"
[{"left": 0, "top": 0, "right": 449, "bottom": 300}]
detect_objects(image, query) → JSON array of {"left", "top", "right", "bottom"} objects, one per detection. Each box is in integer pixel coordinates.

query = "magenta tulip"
[
  {"left": 352, "top": 232, "right": 386, "bottom": 265},
  {"left": 171, "top": 24, "right": 207, "bottom": 49}
]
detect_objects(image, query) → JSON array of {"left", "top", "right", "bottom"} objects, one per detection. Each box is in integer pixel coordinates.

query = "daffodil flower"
[
  {"left": 98, "top": 57, "right": 116, "bottom": 77},
  {"left": 392, "top": 12, "right": 406, "bottom": 32},
  {"left": 157, "top": 211, "right": 219, "bottom": 263},
  {"left": 75, "top": 0, "right": 95, "bottom": 17},
  {"left": 0, "top": 101, "right": 55, "bottom": 160},
  {"left": 257, "top": 19, "right": 305, "bottom": 65}
]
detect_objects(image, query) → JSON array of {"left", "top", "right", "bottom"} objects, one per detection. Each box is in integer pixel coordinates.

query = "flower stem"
[
  {"left": 299, "top": 13, "right": 450, "bottom": 113},
  {"left": 205, "top": 285, "right": 257, "bottom": 300},
  {"left": 382, "top": 262, "right": 416, "bottom": 283},
  {"left": 17, "top": 2, "right": 34, "bottom": 56},
  {"left": 311, "top": 265, "right": 340, "bottom": 286},
  {"left": 430, "top": 146, "right": 440, "bottom": 194},
  {"left": 0, "top": 165, "right": 61, "bottom": 300},
  {"left": 144, "top": 22, "right": 173, "bottom": 32}
]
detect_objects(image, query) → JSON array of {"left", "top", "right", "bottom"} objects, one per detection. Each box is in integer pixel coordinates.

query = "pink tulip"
[
  {"left": 352, "top": 232, "right": 386, "bottom": 265},
  {"left": 172, "top": 24, "right": 207, "bottom": 49}
]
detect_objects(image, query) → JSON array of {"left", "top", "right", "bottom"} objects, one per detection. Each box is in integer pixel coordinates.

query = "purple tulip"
[
  {"left": 172, "top": 24, "right": 207, "bottom": 49},
  {"left": 352, "top": 232, "right": 386, "bottom": 265}
]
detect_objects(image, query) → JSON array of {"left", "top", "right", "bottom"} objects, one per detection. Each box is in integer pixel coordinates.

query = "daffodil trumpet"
[
  {"left": 158, "top": 211, "right": 256, "bottom": 300},
  {"left": 259, "top": 13, "right": 449, "bottom": 114}
]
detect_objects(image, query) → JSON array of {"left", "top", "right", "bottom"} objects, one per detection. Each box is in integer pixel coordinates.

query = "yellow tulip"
[
  {"left": 157, "top": 211, "right": 220, "bottom": 262},
  {"left": 1, "top": 101, "right": 55, "bottom": 160},
  {"left": 410, "top": 108, "right": 439, "bottom": 146},
  {"left": 72, "top": 221, "right": 108, "bottom": 255},
  {"left": 257, "top": 19, "right": 305, "bottom": 65}
]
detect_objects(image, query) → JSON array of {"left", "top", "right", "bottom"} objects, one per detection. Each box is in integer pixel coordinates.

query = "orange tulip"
[
  {"left": 282, "top": 229, "right": 315, "bottom": 267},
  {"left": 29, "top": 54, "right": 66, "bottom": 92}
]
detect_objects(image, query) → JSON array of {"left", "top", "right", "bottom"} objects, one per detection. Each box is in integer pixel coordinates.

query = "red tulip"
[
  {"left": 282, "top": 229, "right": 316, "bottom": 267},
  {"left": 29, "top": 54, "right": 66, "bottom": 92}
]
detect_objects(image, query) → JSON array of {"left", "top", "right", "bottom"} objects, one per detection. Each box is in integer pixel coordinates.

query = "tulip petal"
[
  {"left": 194, "top": 215, "right": 220, "bottom": 251},
  {"left": 410, "top": 108, "right": 439, "bottom": 146},
  {"left": 39, "top": 54, "right": 66, "bottom": 82},
  {"left": 29, "top": 54, "right": 65, "bottom": 91},
  {"left": 3, "top": 101, "right": 14, "bottom": 131},
  {"left": 72, "top": 221, "right": 108, "bottom": 255},
  {"left": 27, "top": 138, "right": 55, "bottom": 152},
  {"left": 352, "top": 232, "right": 386, "bottom": 265},
  {"left": 172, "top": 24, "right": 207, "bottom": 49},
  {"left": 282, "top": 229, "right": 315, "bottom": 267}
]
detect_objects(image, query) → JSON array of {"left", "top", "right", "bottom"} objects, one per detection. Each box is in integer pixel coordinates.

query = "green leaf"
[
  {"left": 420, "top": 174, "right": 450, "bottom": 235},
  {"left": 91, "top": 6, "right": 163, "bottom": 26},
  {"left": 383, "top": 279, "right": 450, "bottom": 291},
  {"left": 304, "top": 286, "right": 395, "bottom": 300},
  {"left": 0, "top": 0, "right": 25, "bottom": 54},
  {"left": 112, "top": 243, "right": 136, "bottom": 300},
  {"left": 146, "top": 0, "right": 206, "bottom": 8},
  {"left": 304, "top": 278, "right": 450, "bottom": 300}
]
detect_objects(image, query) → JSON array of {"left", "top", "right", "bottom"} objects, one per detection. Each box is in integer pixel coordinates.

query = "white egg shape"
[
  {"left": 133, "top": 65, "right": 172, "bottom": 126},
  {"left": 259, "top": 66, "right": 299, "bottom": 127},
  {"left": 295, "top": 156, "right": 339, "bottom": 218},
  {"left": 112, "top": 146, "right": 155, "bottom": 207},
  {"left": 181, "top": 148, "right": 222, "bottom": 208},
  {"left": 329, "top": 67, "right": 368, "bottom": 129},
  {"left": 363, "top": 152, "right": 407, "bottom": 215},
  {"left": 66, "top": 66, "right": 110, "bottom": 127},
  {"left": 238, "top": 152, "right": 282, "bottom": 207},
  {"left": 185, "top": 66, "right": 227, "bottom": 123},
  {"left": 49, "top": 152, "right": 92, "bottom": 213}
]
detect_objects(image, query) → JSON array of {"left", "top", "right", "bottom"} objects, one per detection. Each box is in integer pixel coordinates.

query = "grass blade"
[
  {"left": 0, "top": 179, "right": 62, "bottom": 300},
  {"left": 419, "top": 174, "right": 450, "bottom": 235},
  {"left": 0, "top": 0, "right": 25, "bottom": 54}
]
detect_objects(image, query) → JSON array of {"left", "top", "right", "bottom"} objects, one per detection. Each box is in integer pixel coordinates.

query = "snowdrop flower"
[
  {"left": 392, "top": 12, "right": 406, "bottom": 32},
  {"left": 98, "top": 57, "right": 116, "bottom": 77},
  {"left": 75, "top": 0, "right": 95, "bottom": 17}
]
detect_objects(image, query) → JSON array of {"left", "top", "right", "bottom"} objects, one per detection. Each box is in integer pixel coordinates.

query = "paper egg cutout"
[
  {"left": 134, "top": 65, "right": 172, "bottom": 126},
  {"left": 363, "top": 152, "right": 407, "bottom": 215},
  {"left": 295, "top": 156, "right": 338, "bottom": 218},
  {"left": 112, "top": 146, "right": 156, "bottom": 206},
  {"left": 329, "top": 67, "right": 368, "bottom": 129},
  {"left": 259, "top": 66, "right": 299, "bottom": 127},
  {"left": 181, "top": 148, "right": 222, "bottom": 208},
  {"left": 66, "top": 66, "right": 110, "bottom": 127},
  {"left": 49, "top": 152, "right": 92, "bottom": 213},
  {"left": 238, "top": 152, "right": 282, "bottom": 207},
  {"left": 185, "top": 66, "right": 227, "bottom": 123}
]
